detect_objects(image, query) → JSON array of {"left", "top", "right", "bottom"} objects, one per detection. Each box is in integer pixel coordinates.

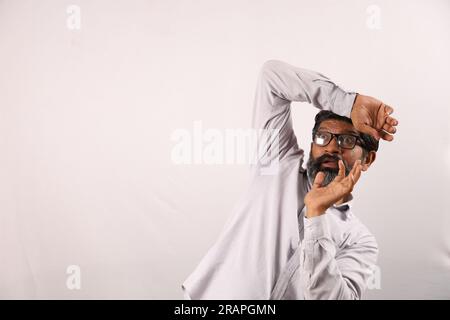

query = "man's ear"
[{"left": 361, "top": 151, "right": 376, "bottom": 171}]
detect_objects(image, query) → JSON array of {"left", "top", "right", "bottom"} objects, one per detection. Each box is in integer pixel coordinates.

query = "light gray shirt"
[{"left": 182, "top": 60, "right": 378, "bottom": 300}]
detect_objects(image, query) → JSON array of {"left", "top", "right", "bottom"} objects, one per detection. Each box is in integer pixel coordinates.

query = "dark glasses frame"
[{"left": 313, "top": 130, "right": 364, "bottom": 150}]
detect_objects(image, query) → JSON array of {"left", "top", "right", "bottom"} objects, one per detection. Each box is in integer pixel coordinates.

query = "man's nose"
[{"left": 325, "top": 136, "right": 342, "bottom": 154}]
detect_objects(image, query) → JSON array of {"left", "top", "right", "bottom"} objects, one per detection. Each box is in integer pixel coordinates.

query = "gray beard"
[{"left": 306, "top": 152, "right": 351, "bottom": 187}]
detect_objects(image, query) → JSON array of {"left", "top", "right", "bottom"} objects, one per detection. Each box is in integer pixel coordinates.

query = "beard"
[{"left": 306, "top": 151, "right": 351, "bottom": 187}]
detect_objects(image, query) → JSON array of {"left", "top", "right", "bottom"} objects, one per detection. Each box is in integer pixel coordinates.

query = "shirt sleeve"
[
  {"left": 301, "top": 212, "right": 379, "bottom": 299},
  {"left": 252, "top": 60, "right": 357, "bottom": 164}
]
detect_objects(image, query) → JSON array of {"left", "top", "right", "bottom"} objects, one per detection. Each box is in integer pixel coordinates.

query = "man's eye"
[{"left": 342, "top": 136, "right": 354, "bottom": 144}]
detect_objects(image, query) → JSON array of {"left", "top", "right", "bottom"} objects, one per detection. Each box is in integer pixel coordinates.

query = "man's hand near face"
[
  {"left": 304, "top": 159, "right": 362, "bottom": 218},
  {"left": 351, "top": 94, "right": 399, "bottom": 142},
  {"left": 305, "top": 94, "right": 399, "bottom": 218}
]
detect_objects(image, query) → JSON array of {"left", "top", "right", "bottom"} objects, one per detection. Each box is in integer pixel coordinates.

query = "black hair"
[{"left": 312, "top": 110, "right": 379, "bottom": 153}]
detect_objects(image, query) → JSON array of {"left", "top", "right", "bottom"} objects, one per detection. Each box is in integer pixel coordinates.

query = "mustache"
[
  {"left": 315, "top": 153, "right": 342, "bottom": 167},
  {"left": 306, "top": 153, "right": 349, "bottom": 187}
]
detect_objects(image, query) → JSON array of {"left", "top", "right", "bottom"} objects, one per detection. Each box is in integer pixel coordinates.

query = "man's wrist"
[{"left": 305, "top": 206, "right": 326, "bottom": 218}]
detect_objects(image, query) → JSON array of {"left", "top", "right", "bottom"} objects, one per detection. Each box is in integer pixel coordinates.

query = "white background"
[{"left": 0, "top": 0, "right": 449, "bottom": 299}]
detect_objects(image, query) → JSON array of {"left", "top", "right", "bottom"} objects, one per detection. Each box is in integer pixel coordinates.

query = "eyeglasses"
[{"left": 313, "top": 131, "right": 363, "bottom": 150}]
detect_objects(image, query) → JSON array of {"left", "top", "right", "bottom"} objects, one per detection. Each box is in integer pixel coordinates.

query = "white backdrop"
[{"left": 0, "top": 0, "right": 449, "bottom": 299}]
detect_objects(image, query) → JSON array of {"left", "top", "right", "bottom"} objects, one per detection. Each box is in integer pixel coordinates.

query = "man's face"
[{"left": 306, "top": 119, "right": 366, "bottom": 187}]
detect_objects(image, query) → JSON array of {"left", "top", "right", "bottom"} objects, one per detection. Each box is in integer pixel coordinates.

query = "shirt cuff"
[
  {"left": 303, "top": 213, "right": 332, "bottom": 241},
  {"left": 331, "top": 88, "right": 357, "bottom": 118}
]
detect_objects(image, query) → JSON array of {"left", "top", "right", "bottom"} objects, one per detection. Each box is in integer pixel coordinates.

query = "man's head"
[{"left": 306, "top": 110, "right": 378, "bottom": 187}]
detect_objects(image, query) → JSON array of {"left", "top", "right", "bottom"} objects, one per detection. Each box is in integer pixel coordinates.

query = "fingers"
[
  {"left": 351, "top": 160, "right": 363, "bottom": 184},
  {"left": 349, "top": 160, "right": 361, "bottom": 181},
  {"left": 384, "top": 104, "right": 394, "bottom": 115},
  {"left": 313, "top": 171, "right": 325, "bottom": 188},
  {"left": 383, "top": 106, "right": 398, "bottom": 134},
  {"left": 361, "top": 124, "right": 381, "bottom": 141},
  {"left": 382, "top": 123, "right": 396, "bottom": 134},
  {"left": 379, "top": 130, "right": 394, "bottom": 141},
  {"left": 380, "top": 104, "right": 398, "bottom": 141},
  {"left": 342, "top": 160, "right": 362, "bottom": 191},
  {"left": 334, "top": 160, "right": 346, "bottom": 182},
  {"left": 325, "top": 160, "right": 363, "bottom": 203},
  {"left": 386, "top": 116, "right": 398, "bottom": 126}
]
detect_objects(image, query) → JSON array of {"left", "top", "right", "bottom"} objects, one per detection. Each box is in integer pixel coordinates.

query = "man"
[{"left": 182, "top": 60, "right": 398, "bottom": 299}]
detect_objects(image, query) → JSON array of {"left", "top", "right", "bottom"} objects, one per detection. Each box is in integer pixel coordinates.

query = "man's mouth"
[{"left": 321, "top": 159, "right": 338, "bottom": 168}]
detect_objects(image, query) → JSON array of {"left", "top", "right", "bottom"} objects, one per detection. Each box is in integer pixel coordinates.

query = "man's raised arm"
[{"left": 252, "top": 60, "right": 357, "bottom": 160}]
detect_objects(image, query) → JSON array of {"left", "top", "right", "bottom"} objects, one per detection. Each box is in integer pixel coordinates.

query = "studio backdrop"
[{"left": 0, "top": 0, "right": 449, "bottom": 299}]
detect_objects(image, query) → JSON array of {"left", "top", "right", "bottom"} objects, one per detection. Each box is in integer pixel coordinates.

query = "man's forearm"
[{"left": 259, "top": 60, "right": 357, "bottom": 117}]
